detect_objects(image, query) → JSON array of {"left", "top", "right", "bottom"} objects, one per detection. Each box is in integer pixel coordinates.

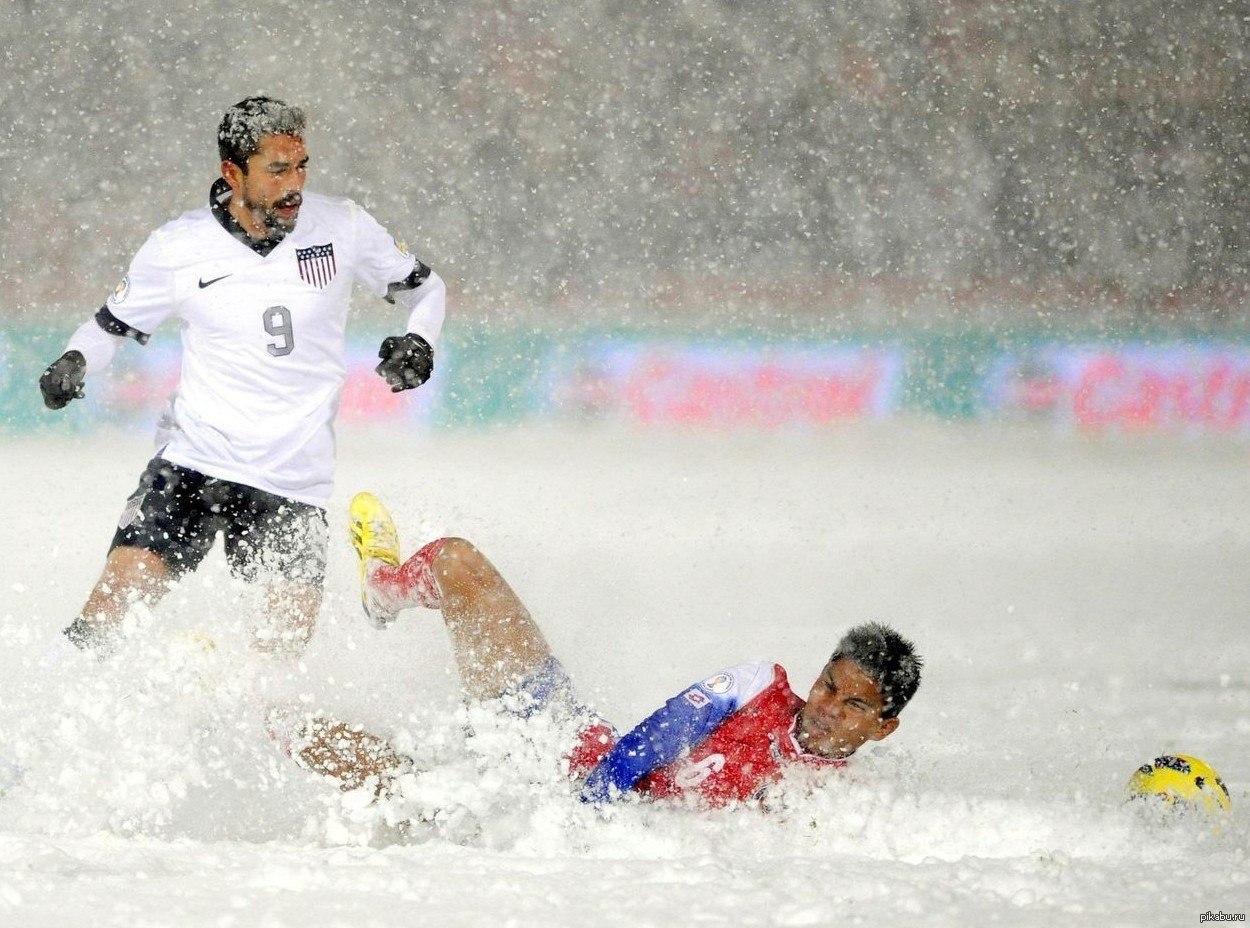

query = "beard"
[{"left": 241, "top": 189, "right": 302, "bottom": 237}]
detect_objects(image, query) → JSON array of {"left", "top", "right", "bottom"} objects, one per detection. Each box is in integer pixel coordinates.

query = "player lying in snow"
[{"left": 286, "top": 493, "right": 923, "bottom": 807}]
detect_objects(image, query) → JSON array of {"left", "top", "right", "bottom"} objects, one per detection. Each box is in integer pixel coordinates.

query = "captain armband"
[
  {"left": 384, "top": 261, "right": 433, "bottom": 304},
  {"left": 94, "top": 305, "right": 151, "bottom": 345}
]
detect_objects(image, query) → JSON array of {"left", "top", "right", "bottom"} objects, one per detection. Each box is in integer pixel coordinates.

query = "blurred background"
[
  {"left": 1, "top": 0, "right": 1248, "bottom": 433},
  {"left": 2, "top": 9, "right": 1248, "bottom": 916}
]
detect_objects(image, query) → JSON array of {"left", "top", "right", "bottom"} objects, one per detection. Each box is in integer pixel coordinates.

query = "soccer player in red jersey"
[{"left": 299, "top": 492, "right": 922, "bottom": 808}]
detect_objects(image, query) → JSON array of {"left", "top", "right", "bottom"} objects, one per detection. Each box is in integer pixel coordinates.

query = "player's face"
[
  {"left": 795, "top": 657, "right": 898, "bottom": 759},
  {"left": 224, "top": 133, "right": 308, "bottom": 238}
]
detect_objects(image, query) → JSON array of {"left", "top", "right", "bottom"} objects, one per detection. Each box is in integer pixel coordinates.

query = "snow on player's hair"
[
  {"left": 217, "top": 96, "right": 307, "bottom": 169},
  {"left": 831, "top": 622, "right": 923, "bottom": 719}
]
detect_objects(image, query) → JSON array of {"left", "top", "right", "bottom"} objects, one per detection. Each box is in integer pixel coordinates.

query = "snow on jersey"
[
  {"left": 95, "top": 193, "right": 442, "bottom": 507},
  {"left": 579, "top": 662, "right": 845, "bottom": 806}
]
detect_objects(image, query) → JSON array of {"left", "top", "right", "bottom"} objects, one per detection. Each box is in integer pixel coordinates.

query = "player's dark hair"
[
  {"left": 217, "top": 96, "right": 306, "bottom": 171},
  {"left": 831, "top": 622, "right": 922, "bottom": 719}
]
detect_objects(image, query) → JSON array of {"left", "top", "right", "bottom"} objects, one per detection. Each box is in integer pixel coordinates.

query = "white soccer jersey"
[{"left": 70, "top": 191, "right": 445, "bottom": 507}]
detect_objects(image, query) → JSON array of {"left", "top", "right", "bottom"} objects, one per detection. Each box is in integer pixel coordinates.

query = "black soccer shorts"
[{"left": 110, "top": 457, "right": 328, "bottom": 585}]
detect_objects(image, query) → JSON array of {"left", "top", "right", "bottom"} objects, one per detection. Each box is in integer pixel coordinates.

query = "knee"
[
  {"left": 103, "top": 545, "right": 171, "bottom": 586},
  {"left": 432, "top": 537, "right": 495, "bottom": 590},
  {"left": 254, "top": 620, "right": 314, "bottom": 659},
  {"left": 253, "top": 584, "right": 320, "bottom": 658}
]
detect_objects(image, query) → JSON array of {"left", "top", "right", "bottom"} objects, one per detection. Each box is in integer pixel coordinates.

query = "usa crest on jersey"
[{"left": 296, "top": 243, "right": 337, "bottom": 288}]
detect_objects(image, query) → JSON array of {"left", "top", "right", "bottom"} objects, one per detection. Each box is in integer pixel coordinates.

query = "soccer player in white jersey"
[
  {"left": 278, "top": 493, "right": 923, "bottom": 807},
  {"left": 39, "top": 97, "right": 446, "bottom": 658}
]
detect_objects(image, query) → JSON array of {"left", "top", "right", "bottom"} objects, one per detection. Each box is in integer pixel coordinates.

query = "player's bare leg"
[
  {"left": 258, "top": 580, "right": 408, "bottom": 792},
  {"left": 350, "top": 491, "right": 553, "bottom": 700},
  {"left": 253, "top": 580, "right": 321, "bottom": 657},
  {"left": 365, "top": 531, "right": 617, "bottom": 777},
  {"left": 65, "top": 546, "right": 172, "bottom": 650},
  {"left": 363, "top": 534, "right": 552, "bottom": 700},
  {"left": 274, "top": 495, "right": 569, "bottom": 795},
  {"left": 424, "top": 537, "right": 553, "bottom": 700},
  {"left": 290, "top": 535, "right": 567, "bottom": 791}
]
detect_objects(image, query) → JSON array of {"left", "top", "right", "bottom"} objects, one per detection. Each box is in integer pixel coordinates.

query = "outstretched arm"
[
  {"left": 579, "top": 680, "right": 738, "bottom": 802},
  {"left": 42, "top": 231, "right": 172, "bottom": 410},
  {"left": 40, "top": 307, "right": 145, "bottom": 409}
]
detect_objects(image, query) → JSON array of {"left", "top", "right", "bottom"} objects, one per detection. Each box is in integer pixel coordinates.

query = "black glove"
[
  {"left": 40, "top": 350, "right": 87, "bottom": 410},
  {"left": 375, "top": 333, "right": 434, "bottom": 393}
]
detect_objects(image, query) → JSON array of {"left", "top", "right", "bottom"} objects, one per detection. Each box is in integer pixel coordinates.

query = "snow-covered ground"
[{"left": 2, "top": 422, "right": 1247, "bottom": 927}]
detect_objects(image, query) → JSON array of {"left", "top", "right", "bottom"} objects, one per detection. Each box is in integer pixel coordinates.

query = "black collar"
[{"left": 209, "top": 177, "right": 286, "bottom": 257}]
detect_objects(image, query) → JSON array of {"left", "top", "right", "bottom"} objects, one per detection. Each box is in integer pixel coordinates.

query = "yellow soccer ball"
[{"left": 1127, "top": 754, "right": 1231, "bottom": 815}]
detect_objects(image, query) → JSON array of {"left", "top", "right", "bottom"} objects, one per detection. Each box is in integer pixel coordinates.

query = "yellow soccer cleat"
[{"left": 349, "top": 491, "right": 401, "bottom": 628}]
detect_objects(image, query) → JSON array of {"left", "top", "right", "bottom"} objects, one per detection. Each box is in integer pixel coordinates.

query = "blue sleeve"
[{"left": 580, "top": 681, "right": 739, "bottom": 803}]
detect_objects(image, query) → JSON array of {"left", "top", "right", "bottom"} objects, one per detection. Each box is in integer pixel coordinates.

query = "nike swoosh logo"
[{"left": 198, "top": 274, "right": 232, "bottom": 288}]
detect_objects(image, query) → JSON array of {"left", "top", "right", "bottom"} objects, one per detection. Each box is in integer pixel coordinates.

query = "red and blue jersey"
[{"left": 577, "top": 662, "right": 845, "bottom": 806}]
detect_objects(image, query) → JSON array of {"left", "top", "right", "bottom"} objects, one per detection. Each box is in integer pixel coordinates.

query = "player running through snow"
[
  {"left": 287, "top": 493, "right": 923, "bottom": 807},
  {"left": 39, "top": 97, "right": 445, "bottom": 658}
]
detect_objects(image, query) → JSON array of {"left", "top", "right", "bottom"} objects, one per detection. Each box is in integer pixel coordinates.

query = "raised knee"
[{"left": 432, "top": 537, "right": 493, "bottom": 588}]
